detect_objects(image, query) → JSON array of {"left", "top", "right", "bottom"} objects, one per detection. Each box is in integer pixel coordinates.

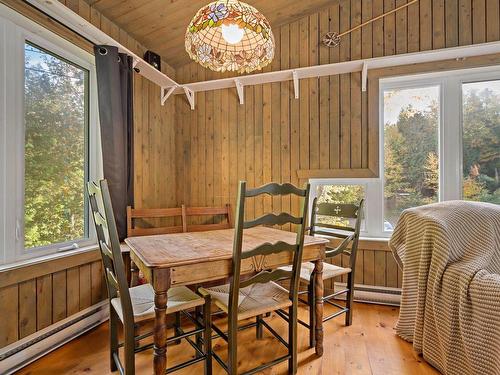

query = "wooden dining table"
[{"left": 125, "top": 226, "right": 329, "bottom": 375}]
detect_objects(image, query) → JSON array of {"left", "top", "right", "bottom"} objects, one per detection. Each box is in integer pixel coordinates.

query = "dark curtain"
[{"left": 94, "top": 45, "right": 134, "bottom": 240}]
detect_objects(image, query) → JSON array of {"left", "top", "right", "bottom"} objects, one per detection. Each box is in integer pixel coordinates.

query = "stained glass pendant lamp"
[{"left": 185, "top": 0, "right": 275, "bottom": 73}]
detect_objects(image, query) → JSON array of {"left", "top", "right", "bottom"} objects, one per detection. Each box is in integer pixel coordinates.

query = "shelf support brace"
[
  {"left": 183, "top": 86, "right": 195, "bottom": 110},
  {"left": 161, "top": 86, "right": 177, "bottom": 106},
  {"left": 235, "top": 79, "right": 244, "bottom": 104},
  {"left": 361, "top": 62, "right": 368, "bottom": 92},
  {"left": 292, "top": 70, "right": 299, "bottom": 99}
]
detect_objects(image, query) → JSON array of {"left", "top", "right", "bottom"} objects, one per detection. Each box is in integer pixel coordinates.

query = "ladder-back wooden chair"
[
  {"left": 88, "top": 180, "right": 213, "bottom": 375},
  {"left": 281, "top": 198, "right": 364, "bottom": 348},
  {"left": 199, "top": 181, "right": 310, "bottom": 375}
]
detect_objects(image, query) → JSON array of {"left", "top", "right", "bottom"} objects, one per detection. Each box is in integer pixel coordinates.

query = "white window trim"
[
  {"left": 0, "top": 4, "right": 102, "bottom": 265},
  {"left": 309, "top": 178, "right": 385, "bottom": 238},
  {"left": 310, "top": 64, "right": 500, "bottom": 239}
]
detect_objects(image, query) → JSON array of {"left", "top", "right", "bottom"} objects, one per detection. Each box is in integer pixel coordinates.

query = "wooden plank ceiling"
[{"left": 84, "top": 0, "right": 336, "bottom": 67}]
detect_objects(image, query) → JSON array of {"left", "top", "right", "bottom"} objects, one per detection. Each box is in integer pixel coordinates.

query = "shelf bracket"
[
  {"left": 292, "top": 70, "right": 299, "bottom": 99},
  {"left": 183, "top": 86, "right": 195, "bottom": 110},
  {"left": 160, "top": 86, "right": 176, "bottom": 106},
  {"left": 361, "top": 62, "right": 368, "bottom": 92},
  {"left": 235, "top": 79, "right": 244, "bottom": 104}
]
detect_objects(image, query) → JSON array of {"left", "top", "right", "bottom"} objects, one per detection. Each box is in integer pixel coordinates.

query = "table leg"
[
  {"left": 122, "top": 252, "right": 132, "bottom": 286},
  {"left": 314, "top": 259, "right": 324, "bottom": 356},
  {"left": 153, "top": 290, "right": 168, "bottom": 374},
  {"left": 130, "top": 261, "right": 139, "bottom": 287}
]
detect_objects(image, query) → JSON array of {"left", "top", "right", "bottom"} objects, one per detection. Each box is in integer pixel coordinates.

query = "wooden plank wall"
[
  {"left": 175, "top": 0, "right": 500, "bottom": 211},
  {"left": 0, "top": 259, "right": 105, "bottom": 348},
  {"left": 174, "top": 0, "right": 500, "bottom": 287},
  {"left": 58, "top": 0, "right": 178, "bottom": 211},
  {"left": 0, "top": 0, "right": 177, "bottom": 349},
  {"left": 328, "top": 244, "right": 402, "bottom": 291}
]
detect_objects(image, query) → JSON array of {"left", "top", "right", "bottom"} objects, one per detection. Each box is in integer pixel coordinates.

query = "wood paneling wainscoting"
[
  {"left": 327, "top": 239, "right": 401, "bottom": 292},
  {"left": 0, "top": 250, "right": 104, "bottom": 348}
]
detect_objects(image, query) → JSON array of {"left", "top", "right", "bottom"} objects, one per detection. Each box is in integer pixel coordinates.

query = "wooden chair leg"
[
  {"left": 109, "top": 307, "right": 119, "bottom": 372},
  {"left": 174, "top": 311, "right": 182, "bottom": 345},
  {"left": 288, "top": 304, "right": 298, "bottom": 374},
  {"left": 124, "top": 321, "right": 136, "bottom": 375},
  {"left": 308, "top": 279, "right": 316, "bottom": 349},
  {"left": 345, "top": 273, "right": 354, "bottom": 326},
  {"left": 203, "top": 296, "right": 212, "bottom": 375},
  {"left": 227, "top": 316, "right": 238, "bottom": 375},
  {"left": 256, "top": 314, "right": 263, "bottom": 339},
  {"left": 195, "top": 306, "right": 203, "bottom": 357}
]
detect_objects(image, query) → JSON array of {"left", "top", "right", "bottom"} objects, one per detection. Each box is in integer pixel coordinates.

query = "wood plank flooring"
[{"left": 17, "top": 302, "right": 438, "bottom": 375}]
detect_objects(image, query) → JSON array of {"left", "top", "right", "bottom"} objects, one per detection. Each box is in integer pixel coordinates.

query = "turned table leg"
[
  {"left": 153, "top": 271, "right": 170, "bottom": 375},
  {"left": 313, "top": 259, "right": 324, "bottom": 356},
  {"left": 122, "top": 252, "right": 132, "bottom": 286},
  {"left": 130, "top": 260, "right": 139, "bottom": 287}
]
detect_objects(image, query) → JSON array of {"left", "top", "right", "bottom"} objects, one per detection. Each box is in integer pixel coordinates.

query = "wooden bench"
[{"left": 124, "top": 204, "right": 233, "bottom": 286}]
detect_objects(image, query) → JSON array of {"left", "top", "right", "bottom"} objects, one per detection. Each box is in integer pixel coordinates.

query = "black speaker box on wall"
[{"left": 144, "top": 50, "right": 161, "bottom": 71}]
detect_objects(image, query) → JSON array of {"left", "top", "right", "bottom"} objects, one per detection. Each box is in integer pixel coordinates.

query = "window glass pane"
[
  {"left": 383, "top": 86, "right": 440, "bottom": 230},
  {"left": 462, "top": 80, "right": 500, "bottom": 204},
  {"left": 316, "top": 185, "right": 365, "bottom": 229},
  {"left": 24, "top": 43, "right": 88, "bottom": 249}
]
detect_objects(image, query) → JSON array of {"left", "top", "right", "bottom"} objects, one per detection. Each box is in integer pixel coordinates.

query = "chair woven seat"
[
  {"left": 279, "top": 262, "right": 351, "bottom": 283},
  {"left": 111, "top": 284, "right": 205, "bottom": 323},
  {"left": 199, "top": 281, "right": 292, "bottom": 321}
]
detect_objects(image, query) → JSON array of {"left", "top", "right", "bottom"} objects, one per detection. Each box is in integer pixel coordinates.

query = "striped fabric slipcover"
[{"left": 389, "top": 200, "right": 500, "bottom": 375}]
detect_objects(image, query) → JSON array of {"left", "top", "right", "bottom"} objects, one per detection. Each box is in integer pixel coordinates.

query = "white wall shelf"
[{"left": 27, "top": 0, "right": 500, "bottom": 111}]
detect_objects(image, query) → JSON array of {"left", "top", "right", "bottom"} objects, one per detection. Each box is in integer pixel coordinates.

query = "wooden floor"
[{"left": 17, "top": 302, "right": 438, "bottom": 375}]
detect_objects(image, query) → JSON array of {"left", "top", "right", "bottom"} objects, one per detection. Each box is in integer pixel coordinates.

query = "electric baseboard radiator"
[
  {"left": 0, "top": 302, "right": 109, "bottom": 374},
  {"left": 329, "top": 282, "right": 402, "bottom": 306}
]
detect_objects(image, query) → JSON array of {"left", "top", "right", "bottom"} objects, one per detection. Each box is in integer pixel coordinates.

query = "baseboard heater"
[
  {"left": 329, "top": 282, "right": 402, "bottom": 306},
  {"left": 0, "top": 301, "right": 109, "bottom": 374}
]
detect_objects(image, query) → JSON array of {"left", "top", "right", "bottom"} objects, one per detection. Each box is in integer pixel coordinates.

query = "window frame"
[
  {"left": 310, "top": 64, "right": 500, "bottom": 239},
  {"left": 0, "top": 4, "right": 101, "bottom": 265}
]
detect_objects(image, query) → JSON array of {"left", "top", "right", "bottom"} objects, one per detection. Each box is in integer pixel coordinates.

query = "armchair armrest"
[{"left": 325, "top": 234, "right": 355, "bottom": 258}]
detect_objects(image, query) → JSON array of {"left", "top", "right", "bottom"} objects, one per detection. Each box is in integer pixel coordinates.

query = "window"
[
  {"left": 461, "top": 80, "right": 500, "bottom": 204},
  {"left": 24, "top": 43, "right": 89, "bottom": 250},
  {"left": 310, "top": 66, "right": 500, "bottom": 238},
  {"left": 0, "top": 6, "right": 100, "bottom": 265},
  {"left": 382, "top": 85, "right": 440, "bottom": 228}
]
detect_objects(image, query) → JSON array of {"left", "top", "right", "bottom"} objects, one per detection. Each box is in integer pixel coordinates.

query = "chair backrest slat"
[
  {"left": 239, "top": 269, "right": 293, "bottom": 289},
  {"left": 106, "top": 267, "right": 120, "bottom": 290},
  {"left": 312, "top": 223, "right": 355, "bottom": 232},
  {"left": 312, "top": 230, "right": 351, "bottom": 239},
  {"left": 127, "top": 206, "right": 183, "bottom": 237},
  {"left": 316, "top": 202, "right": 360, "bottom": 218},
  {"left": 241, "top": 241, "right": 298, "bottom": 260},
  {"left": 243, "top": 212, "right": 303, "bottom": 229},
  {"left": 184, "top": 204, "right": 233, "bottom": 232},
  {"left": 88, "top": 180, "right": 134, "bottom": 328},
  {"left": 245, "top": 182, "right": 307, "bottom": 198},
  {"left": 228, "top": 181, "right": 310, "bottom": 325},
  {"left": 100, "top": 240, "right": 114, "bottom": 260}
]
